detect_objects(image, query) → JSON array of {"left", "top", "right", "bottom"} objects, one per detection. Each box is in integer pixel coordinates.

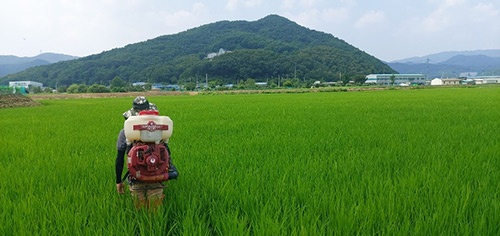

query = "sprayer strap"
[{"left": 122, "top": 171, "right": 129, "bottom": 183}]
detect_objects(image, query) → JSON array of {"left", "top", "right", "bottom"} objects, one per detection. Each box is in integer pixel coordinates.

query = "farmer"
[{"left": 115, "top": 96, "right": 178, "bottom": 207}]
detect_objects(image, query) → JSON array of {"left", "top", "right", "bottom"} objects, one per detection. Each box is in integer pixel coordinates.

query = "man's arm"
[{"left": 115, "top": 130, "right": 127, "bottom": 194}]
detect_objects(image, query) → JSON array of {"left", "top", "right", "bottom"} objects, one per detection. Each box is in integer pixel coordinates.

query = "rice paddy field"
[{"left": 1, "top": 86, "right": 500, "bottom": 235}]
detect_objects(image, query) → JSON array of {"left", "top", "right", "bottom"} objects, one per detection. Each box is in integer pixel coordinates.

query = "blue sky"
[{"left": 1, "top": 0, "right": 499, "bottom": 61}]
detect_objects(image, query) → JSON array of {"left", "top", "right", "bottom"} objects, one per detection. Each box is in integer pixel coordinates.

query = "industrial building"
[
  {"left": 364, "top": 74, "right": 426, "bottom": 86},
  {"left": 9, "top": 81, "right": 43, "bottom": 89},
  {"left": 473, "top": 76, "right": 500, "bottom": 84}
]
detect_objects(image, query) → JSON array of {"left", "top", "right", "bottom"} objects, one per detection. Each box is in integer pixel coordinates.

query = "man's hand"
[{"left": 116, "top": 182, "right": 124, "bottom": 194}]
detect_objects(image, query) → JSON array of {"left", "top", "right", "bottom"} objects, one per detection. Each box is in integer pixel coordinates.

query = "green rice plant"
[{"left": 1, "top": 87, "right": 500, "bottom": 235}]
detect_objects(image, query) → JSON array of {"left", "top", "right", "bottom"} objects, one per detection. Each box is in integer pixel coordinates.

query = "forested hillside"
[{"left": 2, "top": 15, "right": 395, "bottom": 88}]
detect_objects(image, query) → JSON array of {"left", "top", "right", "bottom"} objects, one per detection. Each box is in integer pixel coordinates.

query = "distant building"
[
  {"left": 9, "top": 81, "right": 43, "bottom": 89},
  {"left": 431, "top": 76, "right": 500, "bottom": 85},
  {"left": 152, "top": 83, "right": 180, "bottom": 91},
  {"left": 459, "top": 72, "right": 478, "bottom": 78},
  {"left": 430, "top": 78, "right": 443, "bottom": 86},
  {"left": 364, "top": 74, "right": 426, "bottom": 85},
  {"left": 456, "top": 73, "right": 500, "bottom": 84},
  {"left": 460, "top": 78, "right": 475, "bottom": 85},
  {"left": 430, "top": 78, "right": 463, "bottom": 86},
  {"left": 474, "top": 76, "right": 500, "bottom": 84},
  {"left": 206, "top": 48, "right": 231, "bottom": 59},
  {"left": 132, "top": 82, "right": 147, "bottom": 86},
  {"left": 442, "top": 78, "right": 462, "bottom": 85}
]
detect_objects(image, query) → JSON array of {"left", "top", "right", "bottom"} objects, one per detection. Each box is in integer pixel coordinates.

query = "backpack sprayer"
[{"left": 124, "top": 110, "right": 176, "bottom": 182}]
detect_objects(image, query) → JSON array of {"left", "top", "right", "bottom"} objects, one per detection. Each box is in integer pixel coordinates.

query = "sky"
[{"left": 1, "top": 0, "right": 499, "bottom": 62}]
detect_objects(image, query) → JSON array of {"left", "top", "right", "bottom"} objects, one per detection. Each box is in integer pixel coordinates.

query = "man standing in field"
[{"left": 115, "top": 96, "right": 178, "bottom": 208}]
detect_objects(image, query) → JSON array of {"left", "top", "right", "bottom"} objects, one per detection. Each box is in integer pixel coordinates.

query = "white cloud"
[
  {"left": 293, "top": 6, "right": 350, "bottom": 24},
  {"left": 294, "top": 9, "right": 321, "bottom": 25},
  {"left": 299, "top": 0, "right": 318, "bottom": 8},
  {"left": 225, "top": 0, "right": 262, "bottom": 10},
  {"left": 355, "top": 10, "right": 386, "bottom": 29},
  {"left": 151, "top": 2, "right": 209, "bottom": 35},
  {"left": 226, "top": 0, "right": 239, "bottom": 11},
  {"left": 243, "top": 0, "right": 263, "bottom": 7},
  {"left": 281, "top": 0, "right": 295, "bottom": 9},
  {"left": 426, "top": 0, "right": 464, "bottom": 6},
  {"left": 416, "top": 0, "right": 498, "bottom": 34},
  {"left": 417, "top": 0, "right": 465, "bottom": 33},
  {"left": 420, "top": 10, "right": 450, "bottom": 32},
  {"left": 321, "top": 7, "right": 350, "bottom": 24},
  {"left": 443, "top": 0, "right": 465, "bottom": 7},
  {"left": 472, "top": 3, "right": 499, "bottom": 21}
]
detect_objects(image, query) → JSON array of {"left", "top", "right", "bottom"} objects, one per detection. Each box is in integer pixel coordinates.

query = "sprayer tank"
[{"left": 124, "top": 113, "right": 173, "bottom": 143}]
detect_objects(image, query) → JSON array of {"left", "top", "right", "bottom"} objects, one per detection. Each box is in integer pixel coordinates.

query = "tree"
[
  {"left": 67, "top": 84, "right": 88, "bottom": 93},
  {"left": 56, "top": 85, "right": 67, "bottom": 93},
  {"left": 87, "top": 84, "right": 110, "bottom": 93},
  {"left": 207, "top": 79, "right": 224, "bottom": 89},
  {"left": 236, "top": 80, "right": 246, "bottom": 90},
  {"left": 352, "top": 74, "right": 367, "bottom": 85},
  {"left": 390, "top": 74, "right": 396, "bottom": 86},
  {"left": 184, "top": 82, "right": 196, "bottom": 91},
  {"left": 77, "top": 84, "right": 87, "bottom": 93},
  {"left": 341, "top": 75, "right": 350, "bottom": 85},
  {"left": 245, "top": 78, "right": 256, "bottom": 89},
  {"left": 282, "top": 79, "right": 293, "bottom": 88},
  {"left": 110, "top": 76, "right": 128, "bottom": 92},
  {"left": 30, "top": 86, "right": 43, "bottom": 94}
]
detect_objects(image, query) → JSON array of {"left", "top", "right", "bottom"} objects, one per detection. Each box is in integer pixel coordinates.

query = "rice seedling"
[{"left": 1, "top": 87, "right": 499, "bottom": 235}]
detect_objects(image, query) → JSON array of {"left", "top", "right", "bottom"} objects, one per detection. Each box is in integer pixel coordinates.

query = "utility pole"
[
  {"left": 294, "top": 64, "right": 297, "bottom": 79},
  {"left": 426, "top": 58, "right": 430, "bottom": 81}
]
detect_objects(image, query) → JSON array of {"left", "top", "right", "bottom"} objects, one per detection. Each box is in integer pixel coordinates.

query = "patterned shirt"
[{"left": 122, "top": 103, "right": 158, "bottom": 119}]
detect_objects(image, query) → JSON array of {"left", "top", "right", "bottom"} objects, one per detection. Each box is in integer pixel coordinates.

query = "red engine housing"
[{"left": 127, "top": 143, "right": 170, "bottom": 183}]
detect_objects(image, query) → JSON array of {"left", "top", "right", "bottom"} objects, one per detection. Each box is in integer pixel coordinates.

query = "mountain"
[
  {"left": 1, "top": 15, "right": 395, "bottom": 88},
  {"left": 391, "top": 49, "right": 500, "bottom": 64},
  {"left": 0, "top": 53, "right": 78, "bottom": 77},
  {"left": 443, "top": 54, "right": 500, "bottom": 69},
  {"left": 33, "top": 53, "right": 78, "bottom": 63},
  {"left": 388, "top": 50, "right": 500, "bottom": 78}
]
